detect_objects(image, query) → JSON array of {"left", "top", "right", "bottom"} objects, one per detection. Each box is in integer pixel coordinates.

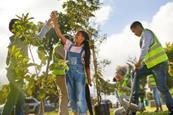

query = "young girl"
[{"left": 50, "top": 11, "right": 91, "bottom": 115}]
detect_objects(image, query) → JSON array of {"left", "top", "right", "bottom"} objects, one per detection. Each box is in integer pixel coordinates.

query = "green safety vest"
[
  {"left": 116, "top": 73, "right": 131, "bottom": 96},
  {"left": 51, "top": 43, "right": 68, "bottom": 76},
  {"left": 148, "top": 75, "right": 156, "bottom": 87},
  {"left": 142, "top": 29, "right": 168, "bottom": 69},
  {"left": 52, "top": 68, "right": 66, "bottom": 76}
]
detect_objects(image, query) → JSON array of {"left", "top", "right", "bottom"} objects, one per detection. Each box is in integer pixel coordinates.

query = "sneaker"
[{"left": 154, "top": 109, "right": 162, "bottom": 112}]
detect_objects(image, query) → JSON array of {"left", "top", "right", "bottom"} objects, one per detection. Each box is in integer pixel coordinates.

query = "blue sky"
[
  {"left": 101, "top": 0, "right": 172, "bottom": 34},
  {"left": 0, "top": 0, "right": 173, "bottom": 84}
]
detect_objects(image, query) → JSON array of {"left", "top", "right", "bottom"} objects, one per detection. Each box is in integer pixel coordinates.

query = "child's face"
[{"left": 75, "top": 32, "right": 84, "bottom": 46}]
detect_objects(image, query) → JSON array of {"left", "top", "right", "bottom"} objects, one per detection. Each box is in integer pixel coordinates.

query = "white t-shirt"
[{"left": 64, "top": 39, "right": 85, "bottom": 57}]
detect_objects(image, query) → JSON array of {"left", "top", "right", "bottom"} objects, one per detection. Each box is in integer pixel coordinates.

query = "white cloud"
[
  {"left": 151, "top": 2, "right": 173, "bottom": 46},
  {"left": 99, "top": 26, "right": 140, "bottom": 80},
  {"left": 94, "top": 5, "right": 112, "bottom": 25},
  {"left": 99, "top": 1, "right": 173, "bottom": 80}
]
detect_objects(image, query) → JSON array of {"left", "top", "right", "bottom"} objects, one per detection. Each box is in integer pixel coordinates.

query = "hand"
[
  {"left": 50, "top": 11, "right": 58, "bottom": 23},
  {"left": 87, "top": 77, "right": 92, "bottom": 86},
  {"left": 46, "top": 18, "right": 53, "bottom": 27},
  {"left": 135, "top": 61, "right": 141, "bottom": 70}
]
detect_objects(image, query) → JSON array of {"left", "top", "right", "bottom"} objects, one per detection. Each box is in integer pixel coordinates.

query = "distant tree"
[
  {"left": 164, "top": 42, "right": 173, "bottom": 89},
  {"left": 165, "top": 42, "right": 173, "bottom": 76},
  {"left": 0, "top": 84, "right": 10, "bottom": 104}
]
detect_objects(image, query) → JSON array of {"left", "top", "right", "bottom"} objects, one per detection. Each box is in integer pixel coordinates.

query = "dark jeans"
[{"left": 131, "top": 62, "right": 173, "bottom": 112}]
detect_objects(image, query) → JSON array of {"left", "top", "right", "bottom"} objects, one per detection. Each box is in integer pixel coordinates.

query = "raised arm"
[
  {"left": 50, "top": 11, "right": 66, "bottom": 45},
  {"left": 38, "top": 19, "right": 52, "bottom": 39}
]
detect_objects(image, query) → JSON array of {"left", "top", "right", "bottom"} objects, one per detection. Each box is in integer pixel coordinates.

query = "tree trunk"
[
  {"left": 90, "top": 42, "right": 101, "bottom": 103},
  {"left": 39, "top": 99, "right": 44, "bottom": 115}
]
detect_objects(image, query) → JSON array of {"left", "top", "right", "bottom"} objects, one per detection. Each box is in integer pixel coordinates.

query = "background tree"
[
  {"left": 164, "top": 42, "right": 173, "bottom": 91},
  {"left": 0, "top": 85, "right": 10, "bottom": 104},
  {"left": 165, "top": 42, "right": 173, "bottom": 76}
]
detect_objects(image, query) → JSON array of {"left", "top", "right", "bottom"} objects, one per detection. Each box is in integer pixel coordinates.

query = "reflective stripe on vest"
[
  {"left": 52, "top": 68, "right": 65, "bottom": 76},
  {"left": 143, "top": 29, "right": 168, "bottom": 69},
  {"left": 148, "top": 75, "right": 156, "bottom": 86}
]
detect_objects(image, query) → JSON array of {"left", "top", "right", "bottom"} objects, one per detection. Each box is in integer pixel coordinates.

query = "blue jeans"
[
  {"left": 131, "top": 62, "right": 173, "bottom": 112},
  {"left": 151, "top": 87, "right": 162, "bottom": 106},
  {"left": 66, "top": 65, "right": 87, "bottom": 113}
]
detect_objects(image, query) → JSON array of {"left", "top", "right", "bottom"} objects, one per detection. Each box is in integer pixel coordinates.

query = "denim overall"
[{"left": 66, "top": 45, "right": 87, "bottom": 114}]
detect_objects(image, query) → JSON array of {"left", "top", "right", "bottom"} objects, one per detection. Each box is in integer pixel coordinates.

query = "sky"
[{"left": 0, "top": 0, "right": 173, "bottom": 85}]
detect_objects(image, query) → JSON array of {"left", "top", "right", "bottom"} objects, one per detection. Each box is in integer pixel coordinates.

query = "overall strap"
[
  {"left": 80, "top": 47, "right": 85, "bottom": 56},
  {"left": 68, "top": 44, "right": 74, "bottom": 51},
  {"left": 66, "top": 44, "right": 73, "bottom": 60}
]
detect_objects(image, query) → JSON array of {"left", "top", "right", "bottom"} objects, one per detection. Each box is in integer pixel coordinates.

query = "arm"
[
  {"left": 51, "top": 11, "right": 66, "bottom": 45},
  {"left": 6, "top": 49, "right": 10, "bottom": 65},
  {"left": 38, "top": 19, "right": 51, "bottom": 39},
  {"left": 136, "top": 30, "right": 154, "bottom": 69},
  {"left": 6, "top": 41, "right": 13, "bottom": 65},
  {"left": 85, "top": 66, "right": 92, "bottom": 86}
]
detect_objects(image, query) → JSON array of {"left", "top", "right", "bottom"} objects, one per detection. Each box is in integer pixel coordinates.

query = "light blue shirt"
[
  {"left": 139, "top": 29, "right": 154, "bottom": 60},
  {"left": 38, "top": 23, "right": 50, "bottom": 39}
]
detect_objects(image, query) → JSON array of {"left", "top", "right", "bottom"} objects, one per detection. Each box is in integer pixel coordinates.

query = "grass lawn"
[
  {"left": 45, "top": 105, "right": 169, "bottom": 115},
  {"left": 136, "top": 105, "right": 169, "bottom": 115}
]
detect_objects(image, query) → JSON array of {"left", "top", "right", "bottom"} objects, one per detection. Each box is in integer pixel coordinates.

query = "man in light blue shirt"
[{"left": 130, "top": 21, "right": 173, "bottom": 115}]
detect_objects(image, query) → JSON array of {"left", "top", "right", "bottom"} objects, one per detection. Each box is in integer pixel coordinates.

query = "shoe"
[
  {"left": 154, "top": 109, "right": 162, "bottom": 112},
  {"left": 138, "top": 103, "right": 145, "bottom": 112}
]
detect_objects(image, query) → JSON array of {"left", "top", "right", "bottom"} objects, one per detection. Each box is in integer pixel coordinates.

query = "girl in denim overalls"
[{"left": 51, "top": 11, "right": 92, "bottom": 115}]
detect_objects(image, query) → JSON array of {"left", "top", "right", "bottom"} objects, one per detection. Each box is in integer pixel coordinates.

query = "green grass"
[
  {"left": 45, "top": 105, "right": 169, "bottom": 115},
  {"left": 136, "top": 105, "right": 169, "bottom": 115}
]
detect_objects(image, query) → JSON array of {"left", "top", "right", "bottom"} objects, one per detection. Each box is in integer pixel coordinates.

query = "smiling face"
[{"left": 74, "top": 31, "right": 85, "bottom": 46}]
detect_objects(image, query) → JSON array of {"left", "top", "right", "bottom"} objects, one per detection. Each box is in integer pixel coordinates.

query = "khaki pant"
[{"left": 56, "top": 76, "right": 69, "bottom": 115}]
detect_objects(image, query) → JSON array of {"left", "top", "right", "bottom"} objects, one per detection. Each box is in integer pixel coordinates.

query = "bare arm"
[
  {"left": 51, "top": 11, "right": 66, "bottom": 45},
  {"left": 85, "top": 66, "right": 92, "bottom": 86}
]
